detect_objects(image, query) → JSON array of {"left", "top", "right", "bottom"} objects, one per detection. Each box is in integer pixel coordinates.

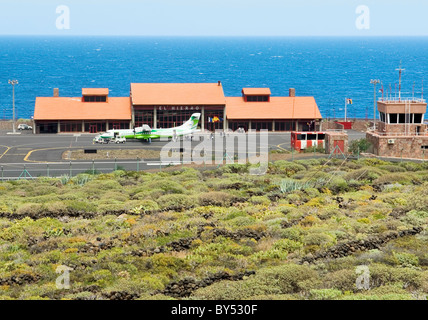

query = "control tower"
[{"left": 366, "top": 67, "right": 428, "bottom": 159}]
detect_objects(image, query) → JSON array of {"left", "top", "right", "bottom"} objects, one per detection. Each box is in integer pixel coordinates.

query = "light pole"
[
  {"left": 8, "top": 79, "right": 18, "bottom": 133},
  {"left": 370, "top": 79, "right": 380, "bottom": 131}
]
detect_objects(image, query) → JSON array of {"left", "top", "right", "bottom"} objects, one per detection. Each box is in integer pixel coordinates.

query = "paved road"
[
  {"left": 0, "top": 131, "right": 294, "bottom": 178},
  {"left": 0, "top": 130, "right": 367, "bottom": 179},
  {"left": 0, "top": 131, "right": 294, "bottom": 162}
]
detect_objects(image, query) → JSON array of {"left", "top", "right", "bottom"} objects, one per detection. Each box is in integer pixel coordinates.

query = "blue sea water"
[{"left": 1, "top": 36, "right": 428, "bottom": 120}]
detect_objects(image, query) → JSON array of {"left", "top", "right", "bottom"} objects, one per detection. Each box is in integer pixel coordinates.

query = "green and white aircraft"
[{"left": 94, "top": 113, "right": 201, "bottom": 143}]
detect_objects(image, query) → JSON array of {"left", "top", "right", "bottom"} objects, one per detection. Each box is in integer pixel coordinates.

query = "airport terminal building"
[{"left": 33, "top": 82, "right": 322, "bottom": 134}]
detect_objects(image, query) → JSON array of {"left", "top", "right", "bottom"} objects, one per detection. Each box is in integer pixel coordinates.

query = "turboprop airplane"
[{"left": 94, "top": 113, "right": 201, "bottom": 143}]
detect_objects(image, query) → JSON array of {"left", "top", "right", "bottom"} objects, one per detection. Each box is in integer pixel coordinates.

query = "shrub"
[
  {"left": 349, "top": 139, "right": 371, "bottom": 155},
  {"left": 144, "top": 179, "right": 186, "bottom": 194},
  {"left": 100, "top": 191, "right": 128, "bottom": 202},
  {"left": 227, "top": 216, "right": 257, "bottom": 227},
  {"left": 399, "top": 162, "right": 424, "bottom": 172},
  {"left": 249, "top": 196, "right": 270, "bottom": 206},
  {"left": 280, "top": 227, "right": 304, "bottom": 242},
  {"left": 303, "top": 146, "right": 325, "bottom": 154},
  {"left": 84, "top": 179, "right": 122, "bottom": 191},
  {"left": 326, "top": 177, "right": 349, "bottom": 193},
  {"left": 191, "top": 278, "right": 282, "bottom": 300},
  {"left": 405, "top": 185, "right": 428, "bottom": 211},
  {"left": 344, "top": 167, "right": 384, "bottom": 182},
  {"left": 192, "top": 264, "right": 318, "bottom": 300},
  {"left": 309, "top": 288, "right": 342, "bottom": 300},
  {"left": 26, "top": 185, "right": 58, "bottom": 197},
  {"left": 378, "top": 165, "right": 406, "bottom": 173},
  {"left": 207, "top": 178, "right": 252, "bottom": 191},
  {"left": 401, "top": 210, "right": 428, "bottom": 227},
  {"left": 318, "top": 207, "right": 340, "bottom": 220},
  {"left": 255, "top": 264, "right": 319, "bottom": 294},
  {"left": 303, "top": 233, "right": 335, "bottom": 247},
  {"left": 269, "top": 161, "right": 306, "bottom": 176},
  {"left": 368, "top": 264, "right": 422, "bottom": 289},
  {"left": 252, "top": 248, "right": 288, "bottom": 262},
  {"left": 373, "top": 173, "right": 418, "bottom": 186},
  {"left": 220, "top": 164, "right": 250, "bottom": 174},
  {"left": 64, "top": 200, "right": 96, "bottom": 213},
  {"left": 42, "top": 201, "right": 68, "bottom": 215},
  {"left": 392, "top": 252, "right": 420, "bottom": 268},
  {"left": 157, "top": 194, "right": 195, "bottom": 211},
  {"left": 198, "top": 192, "right": 233, "bottom": 207},
  {"left": 323, "top": 269, "right": 358, "bottom": 292},
  {"left": 129, "top": 200, "right": 160, "bottom": 215},
  {"left": 339, "top": 293, "right": 414, "bottom": 300},
  {"left": 359, "top": 158, "right": 390, "bottom": 167},
  {"left": 15, "top": 203, "right": 44, "bottom": 216},
  {"left": 272, "top": 239, "right": 303, "bottom": 253}
]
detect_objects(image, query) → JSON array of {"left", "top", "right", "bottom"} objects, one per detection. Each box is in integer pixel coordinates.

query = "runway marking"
[
  {"left": 276, "top": 142, "right": 290, "bottom": 152},
  {"left": 0, "top": 145, "right": 11, "bottom": 160},
  {"left": 24, "top": 147, "right": 81, "bottom": 163}
]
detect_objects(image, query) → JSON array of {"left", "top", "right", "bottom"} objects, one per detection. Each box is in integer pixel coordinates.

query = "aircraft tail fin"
[{"left": 181, "top": 113, "right": 201, "bottom": 130}]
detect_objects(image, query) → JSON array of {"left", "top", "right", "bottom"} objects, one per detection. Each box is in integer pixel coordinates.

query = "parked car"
[
  {"left": 112, "top": 137, "right": 126, "bottom": 144},
  {"left": 93, "top": 135, "right": 108, "bottom": 144},
  {"left": 18, "top": 124, "right": 33, "bottom": 130}
]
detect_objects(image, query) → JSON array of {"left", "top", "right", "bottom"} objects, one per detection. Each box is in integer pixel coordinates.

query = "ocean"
[{"left": 1, "top": 36, "right": 428, "bottom": 120}]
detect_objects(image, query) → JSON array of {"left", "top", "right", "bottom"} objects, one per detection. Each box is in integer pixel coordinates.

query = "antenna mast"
[{"left": 395, "top": 61, "right": 405, "bottom": 101}]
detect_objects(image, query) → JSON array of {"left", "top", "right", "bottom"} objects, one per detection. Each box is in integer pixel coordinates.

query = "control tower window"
[{"left": 414, "top": 114, "right": 423, "bottom": 124}]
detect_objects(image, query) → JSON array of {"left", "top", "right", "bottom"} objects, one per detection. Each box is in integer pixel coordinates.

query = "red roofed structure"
[
  {"left": 33, "top": 83, "right": 322, "bottom": 133},
  {"left": 226, "top": 88, "right": 322, "bottom": 131},
  {"left": 34, "top": 89, "right": 131, "bottom": 133}
]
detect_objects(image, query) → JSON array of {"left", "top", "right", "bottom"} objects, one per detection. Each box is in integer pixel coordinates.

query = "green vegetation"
[
  {"left": 0, "top": 159, "right": 427, "bottom": 300},
  {"left": 349, "top": 138, "right": 371, "bottom": 155}
]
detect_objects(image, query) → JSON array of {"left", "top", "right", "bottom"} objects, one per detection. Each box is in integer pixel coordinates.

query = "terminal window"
[
  {"left": 246, "top": 95, "right": 269, "bottom": 102},
  {"left": 83, "top": 96, "right": 107, "bottom": 102}
]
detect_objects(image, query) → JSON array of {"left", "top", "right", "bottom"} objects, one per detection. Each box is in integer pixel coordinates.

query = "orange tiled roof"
[
  {"left": 131, "top": 83, "right": 226, "bottom": 105},
  {"left": 226, "top": 97, "right": 322, "bottom": 120},
  {"left": 34, "top": 97, "right": 131, "bottom": 120},
  {"left": 242, "top": 88, "right": 271, "bottom": 96},
  {"left": 82, "top": 88, "right": 109, "bottom": 96}
]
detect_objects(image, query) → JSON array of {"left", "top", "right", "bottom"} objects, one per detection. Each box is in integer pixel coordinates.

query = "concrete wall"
[
  {"left": 322, "top": 121, "right": 345, "bottom": 130},
  {"left": 321, "top": 119, "right": 372, "bottom": 132},
  {"left": 0, "top": 120, "right": 32, "bottom": 130},
  {"left": 367, "top": 132, "right": 428, "bottom": 159},
  {"left": 325, "top": 132, "right": 348, "bottom": 154},
  {"left": 377, "top": 101, "right": 427, "bottom": 114}
]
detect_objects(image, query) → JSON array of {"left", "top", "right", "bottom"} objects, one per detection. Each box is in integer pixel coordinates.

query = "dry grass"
[
  {"left": 63, "top": 148, "right": 161, "bottom": 160},
  {"left": 269, "top": 153, "right": 328, "bottom": 162}
]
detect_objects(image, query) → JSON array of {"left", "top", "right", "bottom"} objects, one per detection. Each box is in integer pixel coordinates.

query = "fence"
[
  {"left": 1, "top": 153, "right": 426, "bottom": 181},
  {"left": 0, "top": 159, "right": 198, "bottom": 181}
]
